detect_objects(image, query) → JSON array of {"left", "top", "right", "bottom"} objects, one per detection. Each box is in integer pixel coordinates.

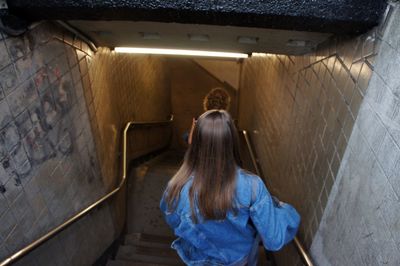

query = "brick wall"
[
  {"left": 238, "top": 16, "right": 380, "bottom": 265},
  {"left": 311, "top": 3, "right": 400, "bottom": 265}
]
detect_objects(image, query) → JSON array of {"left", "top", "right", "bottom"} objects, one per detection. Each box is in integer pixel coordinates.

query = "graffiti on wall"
[{"left": 0, "top": 35, "right": 77, "bottom": 194}]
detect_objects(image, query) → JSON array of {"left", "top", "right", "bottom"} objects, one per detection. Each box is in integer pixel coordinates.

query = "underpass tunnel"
[{"left": 0, "top": 1, "right": 399, "bottom": 265}]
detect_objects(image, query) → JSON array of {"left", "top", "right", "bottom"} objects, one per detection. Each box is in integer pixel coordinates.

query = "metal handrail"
[
  {"left": 241, "top": 130, "right": 262, "bottom": 177},
  {"left": 0, "top": 115, "right": 174, "bottom": 266},
  {"left": 240, "top": 130, "right": 314, "bottom": 266}
]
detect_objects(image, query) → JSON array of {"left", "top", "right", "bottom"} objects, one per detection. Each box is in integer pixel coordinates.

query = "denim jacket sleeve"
[
  {"left": 160, "top": 191, "right": 181, "bottom": 229},
  {"left": 249, "top": 176, "right": 300, "bottom": 251}
]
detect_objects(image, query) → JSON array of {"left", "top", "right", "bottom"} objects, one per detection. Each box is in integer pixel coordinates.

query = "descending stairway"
[
  {"left": 105, "top": 150, "right": 272, "bottom": 266},
  {"left": 107, "top": 233, "right": 183, "bottom": 266},
  {"left": 106, "top": 151, "right": 185, "bottom": 266}
]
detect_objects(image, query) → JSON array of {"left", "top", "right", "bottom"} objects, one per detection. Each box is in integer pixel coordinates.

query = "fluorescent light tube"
[
  {"left": 114, "top": 47, "right": 248, "bottom": 58},
  {"left": 251, "top": 53, "right": 272, "bottom": 57}
]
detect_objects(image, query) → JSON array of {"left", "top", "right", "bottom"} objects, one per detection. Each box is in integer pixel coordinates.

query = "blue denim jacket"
[{"left": 160, "top": 169, "right": 300, "bottom": 265}]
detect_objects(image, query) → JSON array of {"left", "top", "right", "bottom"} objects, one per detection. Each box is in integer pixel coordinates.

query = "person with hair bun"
[
  {"left": 161, "top": 110, "right": 300, "bottom": 265},
  {"left": 183, "top": 87, "right": 232, "bottom": 145},
  {"left": 203, "top": 87, "right": 231, "bottom": 111}
]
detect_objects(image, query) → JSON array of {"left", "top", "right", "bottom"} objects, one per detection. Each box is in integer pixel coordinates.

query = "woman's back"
[
  {"left": 160, "top": 169, "right": 300, "bottom": 265},
  {"left": 160, "top": 110, "right": 300, "bottom": 265}
]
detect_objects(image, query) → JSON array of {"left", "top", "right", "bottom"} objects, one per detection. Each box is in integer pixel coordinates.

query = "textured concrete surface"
[
  {"left": 0, "top": 22, "right": 113, "bottom": 265},
  {"left": 311, "top": 3, "right": 400, "bottom": 265},
  {"left": 68, "top": 20, "right": 331, "bottom": 56},
  {"left": 238, "top": 13, "right": 381, "bottom": 265},
  {"left": 7, "top": 0, "right": 387, "bottom": 34},
  {"left": 127, "top": 151, "right": 183, "bottom": 236}
]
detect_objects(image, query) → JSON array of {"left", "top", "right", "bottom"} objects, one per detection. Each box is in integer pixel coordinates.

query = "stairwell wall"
[
  {"left": 238, "top": 10, "right": 386, "bottom": 265},
  {"left": 0, "top": 22, "right": 112, "bottom": 265},
  {"left": 82, "top": 43, "right": 172, "bottom": 253},
  {"left": 85, "top": 47, "right": 172, "bottom": 190},
  {"left": 311, "top": 3, "right": 400, "bottom": 265},
  {"left": 0, "top": 21, "right": 172, "bottom": 265}
]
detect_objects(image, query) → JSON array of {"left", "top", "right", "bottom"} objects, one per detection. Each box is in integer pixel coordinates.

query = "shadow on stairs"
[
  {"left": 106, "top": 150, "right": 185, "bottom": 266},
  {"left": 107, "top": 233, "right": 184, "bottom": 266}
]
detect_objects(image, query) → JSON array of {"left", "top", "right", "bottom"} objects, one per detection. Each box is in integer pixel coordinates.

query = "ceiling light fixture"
[
  {"left": 237, "top": 36, "right": 258, "bottom": 45},
  {"left": 140, "top": 32, "right": 161, "bottom": 40},
  {"left": 114, "top": 47, "right": 248, "bottom": 58},
  {"left": 251, "top": 53, "right": 273, "bottom": 57},
  {"left": 188, "top": 34, "right": 210, "bottom": 42},
  {"left": 286, "top": 39, "right": 311, "bottom": 47}
]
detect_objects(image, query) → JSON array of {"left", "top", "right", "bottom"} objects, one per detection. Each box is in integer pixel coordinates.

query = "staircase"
[
  {"left": 104, "top": 150, "right": 273, "bottom": 266},
  {"left": 106, "top": 151, "right": 184, "bottom": 266},
  {"left": 106, "top": 233, "right": 183, "bottom": 266}
]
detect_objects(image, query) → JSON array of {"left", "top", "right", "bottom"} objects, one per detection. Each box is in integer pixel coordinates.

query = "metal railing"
[
  {"left": 241, "top": 130, "right": 314, "bottom": 266},
  {"left": 0, "top": 115, "right": 174, "bottom": 266}
]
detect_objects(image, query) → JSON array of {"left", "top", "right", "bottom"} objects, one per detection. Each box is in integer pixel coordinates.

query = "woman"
[
  {"left": 202, "top": 87, "right": 231, "bottom": 111},
  {"left": 160, "top": 110, "right": 300, "bottom": 265},
  {"left": 183, "top": 87, "right": 231, "bottom": 145}
]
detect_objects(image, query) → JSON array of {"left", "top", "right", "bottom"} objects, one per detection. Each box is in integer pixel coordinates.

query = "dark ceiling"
[
  {"left": 6, "top": 0, "right": 387, "bottom": 34},
  {"left": 1, "top": 0, "right": 388, "bottom": 55}
]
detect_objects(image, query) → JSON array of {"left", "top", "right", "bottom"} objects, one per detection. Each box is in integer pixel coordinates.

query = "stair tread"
[
  {"left": 106, "top": 260, "right": 171, "bottom": 266},
  {"left": 116, "top": 245, "right": 183, "bottom": 265},
  {"left": 117, "top": 245, "right": 177, "bottom": 257},
  {"left": 125, "top": 233, "right": 175, "bottom": 245},
  {"left": 125, "top": 239, "right": 172, "bottom": 249}
]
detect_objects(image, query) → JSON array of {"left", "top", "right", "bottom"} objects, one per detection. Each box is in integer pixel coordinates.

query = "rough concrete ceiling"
[
  {"left": 68, "top": 21, "right": 332, "bottom": 55},
  {"left": 4, "top": 0, "right": 387, "bottom": 55},
  {"left": 7, "top": 0, "right": 387, "bottom": 34}
]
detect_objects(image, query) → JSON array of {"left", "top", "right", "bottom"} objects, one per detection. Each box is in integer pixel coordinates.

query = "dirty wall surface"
[
  {"left": 0, "top": 22, "right": 113, "bottom": 265},
  {"left": 311, "top": 4, "right": 400, "bottom": 265},
  {"left": 238, "top": 13, "right": 381, "bottom": 265},
  {"left": 0, "top": 20, "right": 173, "bottom": 265}
]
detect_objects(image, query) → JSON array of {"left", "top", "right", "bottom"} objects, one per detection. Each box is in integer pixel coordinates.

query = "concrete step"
[
  {"left": 125, "top": 233, "right": 175, "bottom": 249},
  {"left": 125, "top": 233, "right": 175, "bottom": 245},
  {"left": 106, "top": 260, "right": 169, "bottom": 266},
  {"left": 115, "top": 245, "right": 183, "bottom": 265}
]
